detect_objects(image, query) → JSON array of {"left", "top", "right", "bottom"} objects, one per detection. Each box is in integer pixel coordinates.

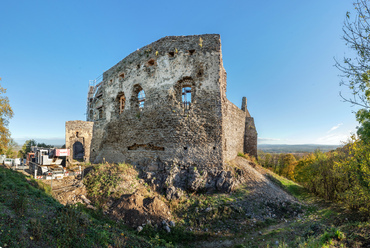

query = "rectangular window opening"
[{"left": 182, "top": 87, "right": 192, "bottom": 110}]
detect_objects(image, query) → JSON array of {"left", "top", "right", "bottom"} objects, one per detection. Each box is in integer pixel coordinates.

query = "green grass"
[
  {"left": 2, "top": 162, "right": 369, "bottom": 248},
  {"left": 206, "top": 171, "right": 370, "bottom": 248},
  {"left": 0, "top": 166, "right": 155, "bottom": 248},
  {"left": 266, "top": 172, "right": 310, "bottom": 200}
]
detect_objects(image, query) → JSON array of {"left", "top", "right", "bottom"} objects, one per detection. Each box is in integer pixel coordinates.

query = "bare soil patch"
[
  {"left": 46, "top": 177, "right": 87, "bottom": 205},
  {"left": 111, "top": 188, "right": 172, "bottom": 228},
  {"left": 230, "top": 156, "right": 297, "bottom": 203}
]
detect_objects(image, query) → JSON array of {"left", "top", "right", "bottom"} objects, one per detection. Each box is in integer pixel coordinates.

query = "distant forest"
[{"left": 258, "top": 144, "right": 341, "bottom": 153}]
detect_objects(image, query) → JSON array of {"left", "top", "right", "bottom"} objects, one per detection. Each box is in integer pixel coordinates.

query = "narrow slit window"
[
  {"left": 182, "top": 87, "right": 191, "bottom": 109},
  {"left": 119, "top": 95, "right": 126, "bottom": 114},
  {"left": 138, "top": 90, "right": 145, "bottom": 110},
  {"left": 97, "top": 107, "right": 104, "bottom": 119}
]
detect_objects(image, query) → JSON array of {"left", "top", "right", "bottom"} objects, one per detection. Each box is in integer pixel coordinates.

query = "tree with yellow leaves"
[
  {"left": 280, "top": 153, "right": 297, "bottom": 180},
  {"left": 0, "top": 78, "right": 13, "bottom": 154}
]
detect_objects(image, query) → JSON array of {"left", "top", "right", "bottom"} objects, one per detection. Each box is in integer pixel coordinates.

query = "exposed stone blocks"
[
  {"left": 70, "top": 34, "right": 257, "bottom": 171},
  {"left": 244, "top": 117, "right": 258, "bottom": 158},
  {"left": 65, "top": 120, "right": 94, "bottom": 163},
  {"left": 222, "top": 100, "right": 246, "bottom": 161}
]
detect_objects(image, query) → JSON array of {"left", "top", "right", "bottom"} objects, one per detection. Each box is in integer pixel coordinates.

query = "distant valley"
[{"left": 258, "top": 144, "right": 341, "bottom": 153}]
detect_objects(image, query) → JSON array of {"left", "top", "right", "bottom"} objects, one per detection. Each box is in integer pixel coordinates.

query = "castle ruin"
[{"left": 66, "top": 34, "right": 257, "bottom": 173}]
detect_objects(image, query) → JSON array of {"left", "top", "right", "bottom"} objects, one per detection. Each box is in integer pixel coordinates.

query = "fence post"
[{"left": 50, "top": 172, "right": 53, "bottom": 191}]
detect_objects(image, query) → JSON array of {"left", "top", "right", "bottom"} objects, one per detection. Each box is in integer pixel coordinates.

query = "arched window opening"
[
  {"left": 97, "top": 106, "right": 104, "bottom": 119},
  {"left": 119, "top": 95, "right": 126, "bottom": 114},
  {"left": 89, "top": 110, "right": 93, "bottom": 120},
  {"left": 182, "top": 86, "right": 192, "bottom": 110},
  {"left": 138, "top": 90, "right": 145, "bottom": 110},
  {"left": 132, "top": 84, "right": 145, "bottom": 111},
  {"left": 73, "top": 141, "right": 84, "bottom": 161}
]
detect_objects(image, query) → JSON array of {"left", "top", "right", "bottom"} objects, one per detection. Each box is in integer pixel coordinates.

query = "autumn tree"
[
  {"left": 280, "top": 154, "right": 297, "bottom": 180},
  {"left": 5, "top": 138, "right": 18, "bottom": 158},
  {"left": 336, "top": 0, "right": 370, "bottom": 141},
  {"left": 0, "top": 78, "right": 13, "bottom": 154},
  {"left": 338, "top": 137, "right": 370, "bottom": 211}
]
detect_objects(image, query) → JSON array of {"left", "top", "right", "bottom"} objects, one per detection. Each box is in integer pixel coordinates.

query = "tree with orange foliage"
[{"left": 0, "top": 78, "right": 13, "bottom": 154}]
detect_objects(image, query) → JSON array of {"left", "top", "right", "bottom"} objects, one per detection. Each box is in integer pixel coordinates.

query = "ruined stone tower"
[{"left": 67, "top": 34, "right": 257, "bottom": 169}]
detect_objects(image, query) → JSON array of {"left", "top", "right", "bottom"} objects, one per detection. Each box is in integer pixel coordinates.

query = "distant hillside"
[{"left": 258, "top": 144, "right": 341, "bottom": 153}]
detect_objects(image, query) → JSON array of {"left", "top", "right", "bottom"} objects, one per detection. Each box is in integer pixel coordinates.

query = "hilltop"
[{"left": 1, "top": 155, "right": 369, "bottom": 247}]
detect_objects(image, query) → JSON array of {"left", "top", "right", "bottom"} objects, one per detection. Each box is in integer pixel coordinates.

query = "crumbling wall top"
[{"left": 103, "top": 34, "right": 221, "bottom": 80}]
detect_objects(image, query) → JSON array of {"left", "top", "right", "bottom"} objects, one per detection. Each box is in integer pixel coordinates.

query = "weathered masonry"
[
  {"left": 69, "top": 34, "right": 257, "bottom": 169},
  {"left": 65, "top": 121, "right": 94, "bottom": 163}
]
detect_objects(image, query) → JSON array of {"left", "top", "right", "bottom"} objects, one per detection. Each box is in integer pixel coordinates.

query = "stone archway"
[{"left": 73, "top": 141, "right": 85, "bottom": 161}]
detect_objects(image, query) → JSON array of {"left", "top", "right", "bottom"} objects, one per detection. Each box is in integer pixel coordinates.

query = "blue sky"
[{"left": 0, "top": 0, "right": 359, "bottom": 146}]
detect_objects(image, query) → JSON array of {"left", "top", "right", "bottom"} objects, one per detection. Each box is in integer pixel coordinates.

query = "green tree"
[
  {"left": 336, "top": 137, "right": 370, "bottom": 211},
  {"left": 19, "top": 139, "right": 37, "bottom": 158},
  {"left": 0, "top": 78, "right": 13, "bottom": 154},
  {"left": 37, "top": 142, "right": 52, "bottom": 148},
  {"left": 336, "top": 0, "right": 370, "bottom": 141}
]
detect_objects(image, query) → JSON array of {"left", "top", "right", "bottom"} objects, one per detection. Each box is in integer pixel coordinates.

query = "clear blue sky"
[{"left": 0, "top": 0, "right": 358, "bottom": 146}]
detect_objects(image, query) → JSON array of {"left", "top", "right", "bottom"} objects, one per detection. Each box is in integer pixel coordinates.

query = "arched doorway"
[{"left": 73, "top": 141, "right": 84, "bottom": 161}]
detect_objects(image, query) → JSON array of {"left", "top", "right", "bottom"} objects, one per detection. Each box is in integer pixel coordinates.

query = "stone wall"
[
  {"left": 222, "top": 99, "right": 246, "bottom": 161},
  {"left": 84, "top": 34, "right": 257, "bottom": 170},
  {"left": 88, "top": 34, "right": 224, "bottom": 170},
  {"left": 65, "top": 120, "right": 94, "bottom": 163},
  {"left": 244, "top": 117, "right": 258, "bottom": 158}
]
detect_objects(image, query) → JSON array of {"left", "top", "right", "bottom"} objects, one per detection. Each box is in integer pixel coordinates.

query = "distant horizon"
[
  {"left": 258, "top": 143, "right": 342, "bottom": 146},
  {"left": 12, "top": 137, "right": 344, "bottom": 148},
  {"left": 13, "top": 138, "right": 65, "bottom": 147}
]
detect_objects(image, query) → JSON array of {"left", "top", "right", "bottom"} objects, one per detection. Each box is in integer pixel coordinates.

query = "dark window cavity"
[{"left": 119, "top": 95, "right": 126, "bottom": 114}]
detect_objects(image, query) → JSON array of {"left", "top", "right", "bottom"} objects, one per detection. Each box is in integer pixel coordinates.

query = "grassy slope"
[
  {"left": 155, "top": 168, "right": 370, "bottom": 247},
  {"left": 236, "top": 172, "right": 370, "bottom": 248},
  {"left": 1, "top": 163, "right": 369, "bottom": 248},
  {"left": 0, "top": 166, "right": 154, "bottom": 248}
]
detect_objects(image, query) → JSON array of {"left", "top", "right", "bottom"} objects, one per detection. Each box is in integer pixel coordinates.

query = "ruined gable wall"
[
  {"left": 90, "top": 34, "right": 225, "bottom": 170},
  {"left": 222, "top": 99, "right": 246, "bottom": 161},
  {"left": 244, "top": 117, "right": 258, "bottom": 158},
  {"left": 219, "top": 53, "right": 257, "bottom": 161},
  {"left": 65, "top": 120, "right": 94, "bottom": 163},
  {"left": 218, "top": 51, "right": 246, "bottom": 162}
]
